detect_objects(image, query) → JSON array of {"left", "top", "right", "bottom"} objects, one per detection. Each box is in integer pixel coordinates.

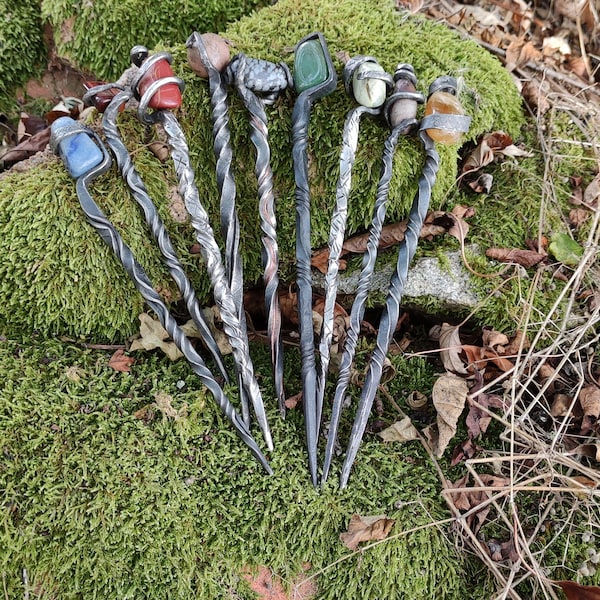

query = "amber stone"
[
  {"left": 423, "top": 91, "right": 465, "bottom": 144},
  {"left": 137, "top": 60, "right": 182, "bottom": 110},
  {"left": 293, "top": 39, "right": 329, "bottom": 93}
]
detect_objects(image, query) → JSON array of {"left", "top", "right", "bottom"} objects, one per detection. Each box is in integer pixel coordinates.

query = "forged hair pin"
[
  {"left": 322, "top": 63, "right": 423, "bottom": 487},
  {"left": 131, "top": 44, "right": 273, "bottom": 452},
  {"left": 82, "top": 82, "right": 230, "bottom": 383},
  {"left": 319, "top": 55, "right": 393, "bottom": 484},
  {"left": 50, "top": 117, "right": 272, "bottom": 474},
  {"left": 290, "top": 32, "right": 338, "bottom": 486},
  {"left": 338, "top": 74, "right": 471, "bottom": 489},
  {"left": 226, "top": 53, "right": 293, "bottom": 417}
]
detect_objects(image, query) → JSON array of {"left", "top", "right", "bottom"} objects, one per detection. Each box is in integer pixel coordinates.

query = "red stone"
[{"left": 137, "top": 60, "right": 182, "bottom": 110}]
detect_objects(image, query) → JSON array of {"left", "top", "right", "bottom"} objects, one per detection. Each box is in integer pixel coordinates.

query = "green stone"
[{"left": 293, "top": 38, "right": 330, "bottom": 93}]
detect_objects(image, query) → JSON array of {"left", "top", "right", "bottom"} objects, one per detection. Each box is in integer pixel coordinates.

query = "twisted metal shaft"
[
  {"left": 231, "top": 58, "right": 285, "bottom": 416},
  {"left": 156, "top": 110, "right": 273, "bottom": 451},
  {"left": 71, "top": 159, "right": 271, "bottom": 474},
  {"left": 316, "top": 105, "right": 380, "bottom": 436},
  {"left": 339, "top": 130, "right": 439, "bottom": 488},
  {"left": 292, "top": 93, "right": 320, "bottom": 486},
  {"left": 321, "top": 124, "right": 404, "bottom": 484},
  {"left": 101, "top": 89, "right": 229, "bottom": 382},
  {"left": 202, "top": 52, "right": 250, "bottom": 425}
]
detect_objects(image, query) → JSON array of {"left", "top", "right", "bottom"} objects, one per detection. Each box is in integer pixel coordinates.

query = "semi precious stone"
[
  {"left": 137, "top": 59, "right": 182, "bottom": 110},
  {"left": 293, "top": 39, "right": 329, "bottom": 93},
  {"left": 424, "top": 91, "right": 465, "bottom": 144},
  {"left": 352, "top": 61, "right": 387, "bottom": 108},
  {"left": 51, "top": 117, "right": 104, "bottom": 178}
]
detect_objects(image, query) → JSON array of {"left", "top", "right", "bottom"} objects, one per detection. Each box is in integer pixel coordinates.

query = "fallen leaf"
[
  {"left": 551, "top": 393, "right": 574, "bottom": 418},
  {"left": 439, "top": 323, "right": 468, "bottom": 374},
  {"left": 431, "top": 373, "right": 469, "bottom": 457},
  {"left": 154, "top": 390, "right": 187, "bottom": 421},
  {"left": 579, "top": 385, "right": 600, "bottom": 434},
  {"left": 482, "top": 327, "right": 509, "bottom": 351},
  {"left": 542, "top": 35, "right": 571, "bottom": 57},
  {"left": 108, "top": 348, "right": 135, "bottom": 372},
  {"left": 378, "top": 416, "right": 419, "bottom": 443},
  {"left": 340, "top": 514, "right": 395, "bottom": 550},
  {"left": 198, "top": 308, "right": 232, "bottom": 355},
  {"left": 486, "top": 247, "right": 546, "bottom": 267},
  {"left": 521, "top": 79, "right": 551, "bottom": 114},
  {"left": 549, "top": 233, "right": 583, "bottom": 266},
  {"left": 573, "top": 443, "right": 600, "bottom": 462},
  {"left": 584, "top": 174, "right": 600, "bottom": 207},
  {"left": 285, "top": 392, "right": 302, "bottom": 410},
  {"left": 129, "top": 313, "right": 183, "bottom": 361},
  {"left": 554, "top": 580, "right": 600, "bottom": 600},
  {"left": 1, "top": 127, "right": 51, "bottom": 165},
  {"left": 505, "top": 39, "right": 542, "bottom": 72},
  {"left": 451, "top": 438, "right": 480, "bottom": 465},
  {"left": 569, "top": 208, "right": 590, "bottom": 228}
]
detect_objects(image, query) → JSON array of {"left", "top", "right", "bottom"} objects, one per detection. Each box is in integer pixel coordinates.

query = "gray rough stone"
[{"left": 313, "top": 250, "right": 480, "bottom": 312}]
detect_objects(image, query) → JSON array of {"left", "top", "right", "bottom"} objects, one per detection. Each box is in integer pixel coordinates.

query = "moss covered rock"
[
  {"left": 41, "top": 0, "right": 272, "bottom": 82},
  {"left": 0, "top": 336, "right": 495, "bottom": 599},
  {"left": 0, "top": 0, "right": 524, "bottom": 341},
  {"left": 0, "top": 0, "right": 46, "bottom": 112}
]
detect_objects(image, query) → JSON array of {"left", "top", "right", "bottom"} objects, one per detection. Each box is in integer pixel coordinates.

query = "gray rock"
[{"left": 313, "top": 250, "right": 480, "bottom": 312}]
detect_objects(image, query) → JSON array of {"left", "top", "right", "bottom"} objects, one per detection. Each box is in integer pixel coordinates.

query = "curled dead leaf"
[
  {"left": 431, "top": 373, "right": 469, "bottom": 457},
  {"left": 340, "top": 514, "right": 395, "bottom": 550},
  {"left": 554, "top": 579, "right": 600, "bottom": 600},
  {"left": 486, "top": 247, "right": 546, "bottom": 268},
  {"left": 108, "top": 348, "right": 135, "bottom": 373},
  {"left": 154, "top": 390, "right": 187, "bottom": 421},
  {"left": 580, "top": 385, "right": 600, "bottom": 434},
  {"left": 129, "top": 313, "right": 183, "bottom": 361},
  {"left": 378, "top": 416, "right": 419, "bottom": 443},
  {"left": 439, "top": 323, "right": 468, "bottom": 374}
]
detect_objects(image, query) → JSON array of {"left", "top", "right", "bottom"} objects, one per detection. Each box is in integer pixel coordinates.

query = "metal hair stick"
[
  {"left": 321, "top": 64, "right": 423, "bottom": 485},
  {"left": 226, "top": 53, "right": 293, "bottom": 416},
  {"left": 291, "top": 32, "right": 338, "bottom": 486},
  {"left": 131, "top": 46, "right": 273, "bottom": 451},
  {"left": 50, "top": 117, "right": 272, "bottom": 473},
  {"left": 317, "top": 56, "right": 393, "bottom": 480},
  {"left": 338, "top": 76, "right": 471, "bottom": 489},
  {"left": 83, "top": 83, "right": 229, "bottom": 383},
  {"left": 184, "top": 33, "right": 250, "bottom": 425}
]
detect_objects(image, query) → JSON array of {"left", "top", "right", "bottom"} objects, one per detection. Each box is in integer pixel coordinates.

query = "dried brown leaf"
[
  {"left": 505, "top": 39, "right": 542, "bottom": 71},
  {"left": 580, "top": 385, "right": 600, "bottom": 433},
  {"left": 108, "top": 348, "right": 135, "bottom": 373},
  {"left": 486, "top": 247, "right": 546, "bottom": 267},
  {"left": 432, "top": 373, "right": 469, "bottom": 457},
  {"left": 482, "top": 327, "right": 509, "bottom": 350},
  {"left": 154, "top": 391, "right": 187, "bottom": 421},
  {"left": 439, "top": 323, "right": 468, "bottom": 374},
  {"left": 378, "top": 416, "right": 419, "bottom": 443},
  {"left": 569, "top": 207, "right": 590, "bottom": 228},
  {"left": 554, "top": 580, "right": 600, "bottom": 600},
  {"left": 340, "top": 514, "right": 395, "bottom": 550},
  {"left": 584, "top": 174, "right": 600, "bottom": 207},
  {"left": 284, "top": 392, "right": 302, "bottom": 410},
  {"left": 550, "top": 393, "right": 574, "bottom": 417},
  {"left": 129, "top": 313, "right": 183, "bottom": 361},
  {"left": 521, "top": 79, "right": 551, "bottom": 114}
]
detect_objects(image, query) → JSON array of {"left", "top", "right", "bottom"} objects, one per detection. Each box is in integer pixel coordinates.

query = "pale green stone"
[
  {"left": 294, "top": 39, "right": 329, "bottom": 93},
  {"left": 352, "top": 61, "right": 387, "bottom": 108}
]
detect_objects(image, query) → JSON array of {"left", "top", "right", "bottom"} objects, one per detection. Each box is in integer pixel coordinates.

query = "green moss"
[
  {"left": 0, "top": 0, "right": 524, "bottom": 340},
  {"left": 0, "top": 0, "right": 46, "bottom": 113},
  {"left": 41, "top": 0, "right": 272, "bottom": 82},
  {"left": 0, "top": 336, "right": 480, "bottom": 599}
]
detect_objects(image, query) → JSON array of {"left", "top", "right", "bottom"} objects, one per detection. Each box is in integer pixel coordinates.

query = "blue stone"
[{"left": 51, "top": 117, "right": 104, "bottom": 178}]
